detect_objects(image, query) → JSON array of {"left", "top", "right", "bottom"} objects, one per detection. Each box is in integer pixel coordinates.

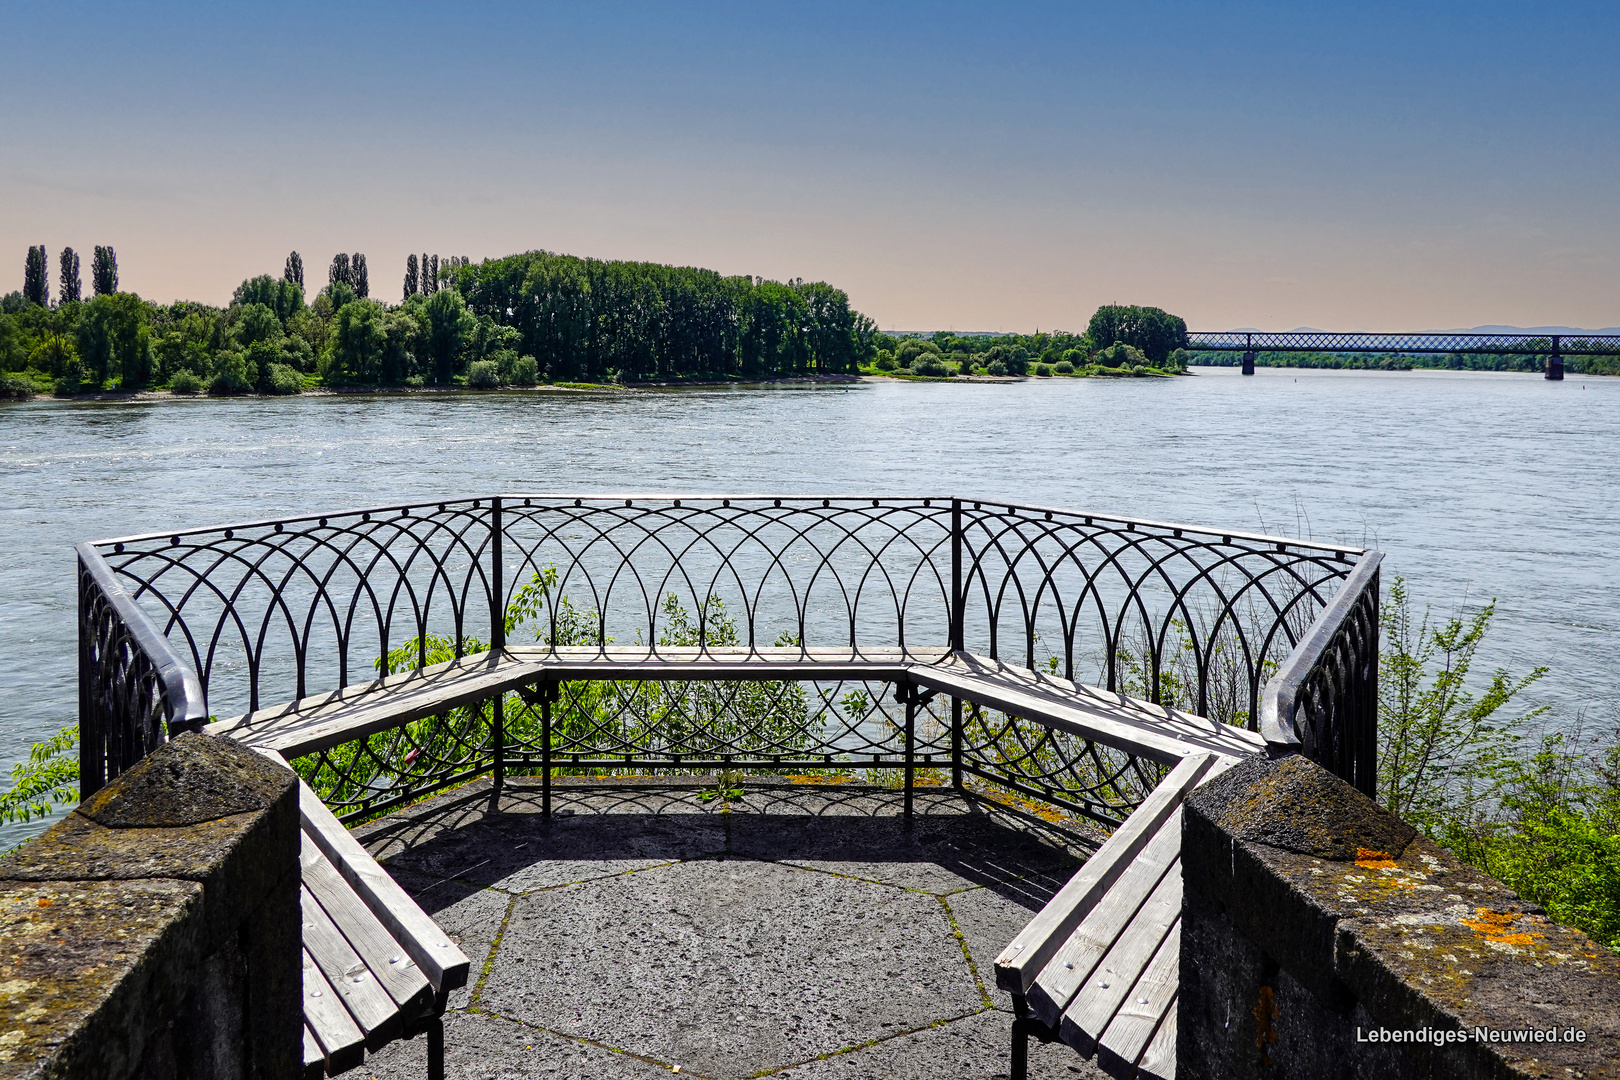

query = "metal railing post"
[
  {"left": 903, "top": 685, "right": 916, "bottom": 821},
  {"left": 490, "top": 497, "right": 504, "bottom": 653},
  {"left": 950, "top": 696, "right": 964, "bottom": 791},
  {"left": 492, "top": 694, "right": 505, "bottom": 793},
  {"left": 950, "top": 498, "right": 964, "bottom": 653},
  {"left": 540, "top": 683, "right": 553, "bottom": 818}
]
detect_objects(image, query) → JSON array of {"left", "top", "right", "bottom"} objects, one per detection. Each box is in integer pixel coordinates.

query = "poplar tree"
[
  {"left": 284, "top": 251, "right": 304, "bottom": 286},
  {"left": 352, "top": 253, "right": 369, "bottom": 298},
  {"left": 329, "top": 253, "right": 351, "bottom": 290},
  {"left": 23, "top": 247, "right": 48, "bottom": 306},
  {"left": 404, "top": 254, "right": 419, "bottom": 299},
  {"left": 58, "top": 248, "right": 81, "bottom": 303},
  {"left": 91, "top": 246, "right": 118, "bottom": 295},
  {"left": 428, "top": 255, "right": 439, "bottom": 294}
]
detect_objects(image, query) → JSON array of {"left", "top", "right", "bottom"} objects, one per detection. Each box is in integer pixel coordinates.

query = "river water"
[{"left": 2, "top": 367, "right": 1615, "bottom": 840}]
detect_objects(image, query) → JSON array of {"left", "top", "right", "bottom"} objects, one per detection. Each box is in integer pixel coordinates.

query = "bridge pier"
[
  {"left": 1241, "top": 351, "right": 1255, "bottom": 376},
  {"left": 1546, "top": 335, "right": 1564, "bottom": 380}
]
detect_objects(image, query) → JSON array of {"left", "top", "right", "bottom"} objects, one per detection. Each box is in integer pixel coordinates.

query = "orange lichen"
[
  {"left": 34, "top": 899, "right": 50, "bottom": 909},
  {"left": 1355, "top": 848, "right": 1398, "bottom": 870},
  {"left": 1460, "top": 908, "right": 1543, "bottom": 947},
  {"left": 1253, "top": 984, "right": 1278, "bottom": 1066}
]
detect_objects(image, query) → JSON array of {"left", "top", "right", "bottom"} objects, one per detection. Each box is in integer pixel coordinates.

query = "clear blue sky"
[{"left": 3, "top": 1, "right": 1615, "bottom": 330}]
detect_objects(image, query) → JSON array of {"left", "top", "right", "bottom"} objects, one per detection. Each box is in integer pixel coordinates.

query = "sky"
[{"left": 2, "top": 1, "right": 1616, "bottom": 332}]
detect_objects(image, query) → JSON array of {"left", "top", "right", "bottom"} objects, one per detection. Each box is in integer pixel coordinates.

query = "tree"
[
  {"left": 321, "top": 300, "right": 388, "bottom": 385},
  {"left": 91, "top": 246, "right": 118, "bottom": 295},
  {"left": 76, "top": 293, "right": 150, "bottom": 387},
  {"left": 404, "top": 254, "right": 419, "bottom": 299},
  {"left": 352, "top": 253, "right": 369, "bottom": 298},
  {"left": 1085, "top": 305, "right": 1187, "bottom": 364},
  {"left": 23, "top": 246, "right": 48, "bottom": 307},
  {"left": 329, "top": 253, "right": 351, "bottom": 290},
  {"left": 232, "top": 275, "right": 304, "bottom": 324},
  {"left": 284, "top": 251, "right": 304, "bottom": 287},
  {"left": 427, "top": 255, "right": 439, "bottom": 294},
  {"left": 423, "top": 287, "right": 474, "bottom": 384},
  {"left": 58, "top": 248, "right": 81, "bottom": 304}
]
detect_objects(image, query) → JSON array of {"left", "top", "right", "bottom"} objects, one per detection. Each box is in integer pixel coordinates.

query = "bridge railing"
[{"left": 79, "top": 495, "right": 1374, "bottom": 823}]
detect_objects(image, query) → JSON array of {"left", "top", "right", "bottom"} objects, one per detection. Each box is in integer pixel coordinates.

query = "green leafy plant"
[{"left": 0, "top": 725, "right": 80, "bottom": 825}]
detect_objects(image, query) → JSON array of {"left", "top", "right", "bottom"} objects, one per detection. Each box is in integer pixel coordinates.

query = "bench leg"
[
  {"left": 426, "top": 1014, "right": 444, "bottom": 1080},
  {"left": 1010, "top": 994, "right": 1058, "bottom": 1080}
]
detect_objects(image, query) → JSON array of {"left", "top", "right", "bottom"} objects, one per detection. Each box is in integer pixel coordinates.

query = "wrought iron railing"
[
  {"left": 1257, "top": 552, "right": 1382, "bottom": 797},
  {"left": 78, "top": 496, "right": 1377, "bottom": 823},
  {"left": 76, "top": 544, "right": 207, "bottom": 800}
]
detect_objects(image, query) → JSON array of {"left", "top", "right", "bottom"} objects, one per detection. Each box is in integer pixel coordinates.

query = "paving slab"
[
  {"left": 766, "top": 1008, "right": 1109, "bottom": 1079},
  {"left": 354, "top": 779, "right": 1104, "bottom": 1080},
  {"left": 481, "top": 858, "right": 983, "bottom": 1080},
  {"left": 360, "top": 1009, "right": 674, "bottom": 1079},
  {"left": 945, "top": 885, "right": 1053, "bottom": 1008}
]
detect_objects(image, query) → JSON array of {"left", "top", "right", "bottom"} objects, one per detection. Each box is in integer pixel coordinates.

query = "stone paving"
[{"left": 354, "top": 777, "right": 1110, "bottom": 1080}]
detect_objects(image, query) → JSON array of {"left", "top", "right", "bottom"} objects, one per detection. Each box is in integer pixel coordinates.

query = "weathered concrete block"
[
  {"left": 1179, "top": 753, "right": 1620, "bottom": 1080},
  {"left": 0, "top": 733, "right": 299, "bottom": 1080}
]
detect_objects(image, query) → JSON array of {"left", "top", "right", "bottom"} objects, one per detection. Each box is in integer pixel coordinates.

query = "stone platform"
[{"left": 352, "top": 776, "right": 1109, "bottom": 1080}]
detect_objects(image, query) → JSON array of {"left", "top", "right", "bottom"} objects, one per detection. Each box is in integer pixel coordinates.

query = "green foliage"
[
  {"left": 208, "top": 350, "right": 254, "bottom": 394},
  {"left": 232, "top": 276, "right": 304, "bottom": 324},
  {"left": 913, "top": 356, "right": 951, "bottom": 377},
  {"left": 52, "top": 375, "right": 80, "bottom": 397},
  {"left": 1034, "top": 363, "right": 1052, "bottom": 377},
  {"left": 284, "top": 251, "right": 304, "bottom": 287},
  {"left": 466, "top": 359, "right": 500, "bottom": 388},
  {"left": 0, "top": 373, "right": 36, "bottom": 399},
  {"left": 1377, "top": 578, "right": 1620, "bottom": 950},
  {"left": 168, "top": 369, "right": 203, "bottom": 394},
  {"left": 1053, "top": 359, "right": 1074, "bottom": 374},
  {"left": 265, "top": 363, "right": 303, "bottom": 395},
  {"left": 1086, "top": 305, "right": 1187, "bottom": 363},
  {"left": 1095, "top": 341, "right": 1147, "bottom": 369},
  {"left": 23, "top": 246, "right": 48, "bottom": 307},
  {"left": 510, "top": 355, "right": 538, "bottom": 385},
  {"left": 0, "top": 725, "right": 79, "bottom": 825},
  {"left": 58, "top": 248, "right": 80, "bottom": 304},
  {"left": 91, "top": 246, "right": 118, "bottom": 296}
]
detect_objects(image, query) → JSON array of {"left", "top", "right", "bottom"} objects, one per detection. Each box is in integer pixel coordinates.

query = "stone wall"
[
  {"left": 0, "top": 734, "right": 300, "bottom": 1080},
  {"left": 1179, "top": 753, "right": 1620, "bottom": 1080}
]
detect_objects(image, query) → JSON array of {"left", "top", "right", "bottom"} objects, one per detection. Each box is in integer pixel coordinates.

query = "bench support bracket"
[{"left": 1010, "top": 993, "right": 1060, "bottom": 1080}]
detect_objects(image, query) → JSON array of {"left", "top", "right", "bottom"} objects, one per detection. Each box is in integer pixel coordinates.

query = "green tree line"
[
  {"left": 1, "top": 247, "right": 879, "bottom": 396},
  {"left": 866, "top": 305, "right": 1192, "bottom": 378}
]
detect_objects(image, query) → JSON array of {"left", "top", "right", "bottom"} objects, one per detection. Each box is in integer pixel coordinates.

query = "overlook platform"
[{"left": 350, "top": 775, "right": 1105, "bottom": 1080}]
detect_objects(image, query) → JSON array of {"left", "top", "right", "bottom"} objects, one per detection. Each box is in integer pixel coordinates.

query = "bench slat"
[
  {"left": 912, "top": 667, "right": 1238, "bottom": 766},
  {"left": 298, "top": 781, "right": 471, "bottom": 993},
  {"left": 1134, "top": 998, "right": 1177, "bottom": 1080},
  {"left": 302, "top": 1025, "right": 325, "bottom": 1080},
  {"left": 301, "top": 883, "right": 403, "bottom": 1049},
  {"left": 1058, "top": 870, "right": 1181, "bottom": 1056},
  {"left": 1026, "top": 811, "right": 1181, "bottom": 1026},
  {"left": 1095, "top": 921, "right": 1182, "bottom": 1077},
  {"left": 994, "top": 753, "right": 1213, "bottom": 995},
  {"left": 303, "top": 947, "right": 365, "bottom": 1074},
  {"left": 301, "top": 834, "right": 433, "bottom": 1016}
]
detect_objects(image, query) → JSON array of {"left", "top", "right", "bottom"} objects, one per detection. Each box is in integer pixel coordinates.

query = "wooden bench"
[
  {"left": 994, "top": 752, "right": 1234, "bottom": 1080},
  {"left": 250, "top": 750, "right": 471, "bottom": 1078},
  {"left": 205, "top": 646, "right": 1258, "bottom": 1080}
]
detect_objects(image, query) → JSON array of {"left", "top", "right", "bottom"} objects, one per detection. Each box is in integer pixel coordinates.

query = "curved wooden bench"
[{"left": 206, "top": 647, "right": 1260, "bottom": 1080}]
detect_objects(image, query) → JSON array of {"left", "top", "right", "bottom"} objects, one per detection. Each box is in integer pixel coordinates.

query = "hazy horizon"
[{"left": 4, "top": 1, "right": 1616, "bottom": 332}]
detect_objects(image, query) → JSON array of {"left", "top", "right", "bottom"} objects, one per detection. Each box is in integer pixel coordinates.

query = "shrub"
[
  {"left": 511, "top": 355, "right": 539, "bottom": 385},
  {"left": 1095, "top": 342, "right": 1148, "bottom": 369},
  {"left": 896, "top": 353, "right": 913, "bottom": 369},
  {"left": 874, "top": 354, "right": 898, "bottom": 372},
  {"left": 168, "top": 370, "right": 203, "bottom": 395},
  {"left": 266, "top": 363, "right": 303, "bottom": 395},
  {"left": 914, "top": 357, "right": 951, "bottom": 377},
  {"left": 1054, "top": 360, "right": 1075, "bottom": 374},
  {"left": 1034, "top": 363, "right": 1053, "bottom": 377},
  {"left": 404, "top": 375, "right": 425, "bottom": 388},
  {"left": 208, "top": 351, "right": 254, "bottom": 395},
  {"left": 0, "top": 373, "right": 35, "bottom": 399},
  {"left": 52, "top": 375, "right": 80, "bottom": 397},
  {"left": 467, "top": 360, "right": 501, "bottom": 389},
  {"left": 1166, "top": 347, "right": 1191, "bottom": 371},
  {"left": 986, "top": 359, "right": 1008, "bottom": 377}
]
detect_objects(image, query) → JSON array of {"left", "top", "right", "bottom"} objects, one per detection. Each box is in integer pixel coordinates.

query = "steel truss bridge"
[{"left": 1184, "top": 331, "right": 1620, "bottom": 380}]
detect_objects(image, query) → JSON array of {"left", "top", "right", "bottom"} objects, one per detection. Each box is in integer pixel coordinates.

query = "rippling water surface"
[{"left": 2, "top": 367, "right": 1615, "bottom": 839}]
